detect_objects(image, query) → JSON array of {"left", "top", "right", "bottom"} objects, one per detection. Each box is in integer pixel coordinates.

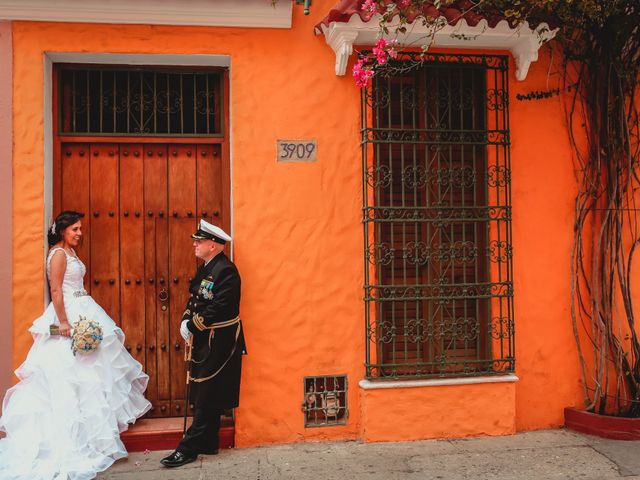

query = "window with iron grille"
[
  {"left": 58, "top": 66, "right": 223, "bottom": 136},
  {"left": 361, "top": 53, "right": 514, "bottom": 380}
]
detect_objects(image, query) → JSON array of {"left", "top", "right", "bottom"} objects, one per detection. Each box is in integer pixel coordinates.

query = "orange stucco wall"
[
  {"left": 10, "top": 1, "right": 585, "bottom": 446},
  {"left": 360, "top": 382, "right": 516, "bottom": 442},
  {"left": 508, "top": 51, "right": 585, "bottom": 430}
]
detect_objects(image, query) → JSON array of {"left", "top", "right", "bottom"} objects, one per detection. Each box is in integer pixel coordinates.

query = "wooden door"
[{"left": 58, "top": 142, "right": 226, "bottom": 417}]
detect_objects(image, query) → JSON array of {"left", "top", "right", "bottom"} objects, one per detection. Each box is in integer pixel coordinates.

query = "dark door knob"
[{"left": 158, "top": 289, "right": 169, "bottom": 302}]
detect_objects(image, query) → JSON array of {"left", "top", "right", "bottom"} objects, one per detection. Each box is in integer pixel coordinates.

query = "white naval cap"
[{"left": 191, "top": 219, "right": 232, "bottom": 244}]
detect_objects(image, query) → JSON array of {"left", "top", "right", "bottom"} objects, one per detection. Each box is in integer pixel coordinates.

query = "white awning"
[{"left": 316, "top": 14, "right": 557, "bottom": 81}]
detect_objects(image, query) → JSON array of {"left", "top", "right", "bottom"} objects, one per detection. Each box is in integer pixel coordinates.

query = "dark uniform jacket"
[{"left": 184, "top": 252, "right": 246, "bottom": 409}]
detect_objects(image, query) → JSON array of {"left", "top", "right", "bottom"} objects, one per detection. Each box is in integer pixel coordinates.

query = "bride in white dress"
[{"left": 0, "top": 211, "right": 151, "bottom": 480}]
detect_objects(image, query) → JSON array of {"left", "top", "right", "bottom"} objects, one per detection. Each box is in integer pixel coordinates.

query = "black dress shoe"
[
  {"left": 160, "top": 450, "right": 198, "bottom": 468},
  {"left": 202, "top": 448, "right": 219, "bottom": 455}
]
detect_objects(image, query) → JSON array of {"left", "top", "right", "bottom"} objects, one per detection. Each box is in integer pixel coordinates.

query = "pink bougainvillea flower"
[
  {"left": 353, "top": 58, "right": 374, "bottom": 88},
  {"left": 374, "top": 38, "right": 388, "bottom": 50},
  {"left": 143, "top": 449, "right": 151, "bottom": 455},
  {"left": 362, "top": 0, "right": 378, "bottom": 14},
  {"left": 372, "top": 38, "right": 391, "bottom": 65},
  {"left": 354, "top": 36, "right": 401, "bottom": 88},
  {"left": 388, "top": 39, "right": 399, "bottom": 59},
  {"left": 134, "top": 461, "right": 142, "bottom": 467}
]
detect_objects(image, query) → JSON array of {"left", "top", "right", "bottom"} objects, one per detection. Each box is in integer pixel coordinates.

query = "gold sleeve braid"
[{"left": 192, "top": 313, "right": 206, "bottom": 331}]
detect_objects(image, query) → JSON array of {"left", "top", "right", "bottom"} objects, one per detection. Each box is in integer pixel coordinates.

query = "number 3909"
[{"left": 277, "top": 140, "right": 317, "bottom": 162}]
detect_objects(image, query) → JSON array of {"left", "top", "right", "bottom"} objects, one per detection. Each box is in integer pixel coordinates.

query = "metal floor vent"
[{"left": 302, "top": 375, "right": 348, "bottom": 427}]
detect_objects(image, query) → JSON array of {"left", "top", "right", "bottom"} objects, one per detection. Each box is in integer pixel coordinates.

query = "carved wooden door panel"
[{"left": 59, "top": 142, "right": 225, "bottom": 417}]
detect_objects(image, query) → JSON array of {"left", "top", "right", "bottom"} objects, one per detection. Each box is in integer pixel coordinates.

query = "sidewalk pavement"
[{"left": 98, "top": 429, "right": 640, "bottom": 480}]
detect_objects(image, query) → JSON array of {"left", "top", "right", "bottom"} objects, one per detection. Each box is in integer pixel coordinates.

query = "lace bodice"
[{"left": 46, "top": 247, "right": 87, "bottom": 297}]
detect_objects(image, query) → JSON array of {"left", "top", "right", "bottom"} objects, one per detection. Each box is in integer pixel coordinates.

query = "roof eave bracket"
[{"left": 318, "top": 15, "right": 558, "bottom": 81}]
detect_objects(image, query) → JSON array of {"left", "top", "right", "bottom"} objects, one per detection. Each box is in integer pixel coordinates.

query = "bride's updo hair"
[{"left": 48, "top": 210, "right": 85, "bottom": 247}]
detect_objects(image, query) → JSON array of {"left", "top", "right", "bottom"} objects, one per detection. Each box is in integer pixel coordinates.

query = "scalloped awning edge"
[{"left": 317, "top": 14, "right": 558, "bottom": 81}]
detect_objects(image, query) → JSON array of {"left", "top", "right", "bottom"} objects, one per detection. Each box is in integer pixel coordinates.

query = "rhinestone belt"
[{"left": 73, "top": 289, "right": 89, "bottom": 297}]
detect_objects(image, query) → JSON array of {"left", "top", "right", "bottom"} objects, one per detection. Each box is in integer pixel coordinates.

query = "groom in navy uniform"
[{"left": 161, "top": 219, "right": 246, "bottom": 468}]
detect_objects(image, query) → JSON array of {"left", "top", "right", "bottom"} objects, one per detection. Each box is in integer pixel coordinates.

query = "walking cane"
[{"left": 183, "top": 336, "right": 193, "bottom": 436}]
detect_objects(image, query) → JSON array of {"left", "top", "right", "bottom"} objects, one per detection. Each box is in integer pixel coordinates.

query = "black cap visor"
[{"left": 191, "top": 229, "right": 226, "bottom": 244}]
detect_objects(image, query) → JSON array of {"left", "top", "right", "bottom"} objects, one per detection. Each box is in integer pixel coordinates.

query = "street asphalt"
[{"left": 97, "top": 429, "right": 640, "bottom": 480}]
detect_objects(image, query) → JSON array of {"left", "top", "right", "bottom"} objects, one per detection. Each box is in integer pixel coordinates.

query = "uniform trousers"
[{"left": 177, "top": 407, "right": 223, "bottom": 455}]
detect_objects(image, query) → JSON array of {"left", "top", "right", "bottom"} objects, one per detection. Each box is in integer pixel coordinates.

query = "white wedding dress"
[{"left": 0, "top": 248, "right": 151, "bottom": 480}]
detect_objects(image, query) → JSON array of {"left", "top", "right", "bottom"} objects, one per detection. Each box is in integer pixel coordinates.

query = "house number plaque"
[{"left": 277, "top": 139, "right": 317, "bottom": 162}]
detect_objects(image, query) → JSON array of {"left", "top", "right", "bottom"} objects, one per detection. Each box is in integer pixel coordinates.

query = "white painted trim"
[
  {"left": 318, "top": 15, "right": 557, "bottom": 81},
  {"left": 359, "top": 374, "right": 519, "bottom": 390},
  {"left": 47, "top": 52, "right": 231, "bottom": 68},
  {"left": 227, "top": 67, "right": 235, "bottom": 261},
  {"left": 43, "top": 54, "right": 53, "bottom": 307},
  {"left": 0, "top": 20, "right": 13, "bottom": 412},
  {"left": 0, "top": 0, "right": 292, "bottom": 28}
]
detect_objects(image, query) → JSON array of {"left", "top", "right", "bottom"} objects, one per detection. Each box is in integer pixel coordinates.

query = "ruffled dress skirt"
[{"left": 0, "top": 295, "right": 151, "bottom": 480}]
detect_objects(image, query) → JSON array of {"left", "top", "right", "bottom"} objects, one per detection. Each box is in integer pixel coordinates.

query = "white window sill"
[{"left": 359, "top": 374, "right": 519, "bottom": 390}]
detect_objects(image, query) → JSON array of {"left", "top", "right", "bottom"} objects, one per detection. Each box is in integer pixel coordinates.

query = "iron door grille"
[
  {"left": 361, "top": 53, "right": 514, "bottom": 379},
  {"left": 57, "top": 66, "right": 223, "bottom": 136}
]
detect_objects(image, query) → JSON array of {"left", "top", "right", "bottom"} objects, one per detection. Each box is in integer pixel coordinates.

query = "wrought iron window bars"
[{"left": 361, "top": 53, "right": 514, "bottom": 380}]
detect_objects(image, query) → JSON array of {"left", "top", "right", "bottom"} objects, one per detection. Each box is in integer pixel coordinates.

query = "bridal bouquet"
[
  {"left": 71, "top": 317, "right": 103, "bottom": 356},
  {"left": 50, "top": 316, "right": 103, "bottom": 355}
]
